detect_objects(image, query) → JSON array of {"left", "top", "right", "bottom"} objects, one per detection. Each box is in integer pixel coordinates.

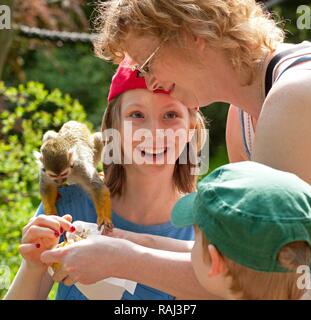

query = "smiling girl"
[{"left": 5, "top": 60, "right": 211, "bottom": 300}]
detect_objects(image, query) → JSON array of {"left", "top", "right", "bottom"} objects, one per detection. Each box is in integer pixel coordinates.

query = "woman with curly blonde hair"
[{"left": 95, "top": 0, "right": 311, "bottom": 183}]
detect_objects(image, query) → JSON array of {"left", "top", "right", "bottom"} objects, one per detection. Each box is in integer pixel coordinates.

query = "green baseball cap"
[{"left": 172, "top": 161, "right": 311, "bottom": 272}]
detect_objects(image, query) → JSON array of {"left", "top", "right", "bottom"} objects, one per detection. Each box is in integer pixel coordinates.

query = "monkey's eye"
[
  {"left": 41, "top": 168, "right": 46, "bottom": 173},
  {"left": 70, "top": 164, "right": 74, "bottom": 168}
]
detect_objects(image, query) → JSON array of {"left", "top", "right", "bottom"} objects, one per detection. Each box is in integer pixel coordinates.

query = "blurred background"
[{"left": 0, "top": 0, "right": 310, "bottom": 299}]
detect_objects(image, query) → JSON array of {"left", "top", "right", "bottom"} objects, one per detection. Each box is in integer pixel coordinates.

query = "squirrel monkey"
[{"left": 35, "top": 121, "right": 113, "bottom": 233}]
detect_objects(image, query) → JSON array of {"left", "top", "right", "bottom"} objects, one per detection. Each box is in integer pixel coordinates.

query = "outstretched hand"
[{"left": 40, "top": 234, "right": 136, "bottom": 286}]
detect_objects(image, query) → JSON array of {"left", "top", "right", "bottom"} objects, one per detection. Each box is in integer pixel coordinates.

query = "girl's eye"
[
  {"left": 129, "top": 111, "right": 144, "bottom": 119},
  {"left": 164, "top": 111, "right": 178, "bottom": 120}
]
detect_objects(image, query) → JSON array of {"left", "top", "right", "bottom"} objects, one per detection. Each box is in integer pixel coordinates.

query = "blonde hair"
[
  {"left": 196, "top": 226, "right": 311, "bottom": 300},
  {"left": 101, "top": 94, "right": 207, "bottom": 197},
  {"left": 94, "top": 0, "right": 285, "bottom": 84}
]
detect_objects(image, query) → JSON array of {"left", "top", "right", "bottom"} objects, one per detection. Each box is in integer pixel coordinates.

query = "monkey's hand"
[{"left": 92, "top": 182, "right": 113, "bottom": 234}]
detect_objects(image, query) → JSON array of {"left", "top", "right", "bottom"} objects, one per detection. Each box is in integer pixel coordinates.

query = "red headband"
[{"left": 108, "top": 57, "right": 170, "bottom": 102}]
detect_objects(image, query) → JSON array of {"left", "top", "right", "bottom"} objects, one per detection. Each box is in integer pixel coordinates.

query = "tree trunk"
[{"left": 0, "top": 0, "right": 14, "bottom": 80}]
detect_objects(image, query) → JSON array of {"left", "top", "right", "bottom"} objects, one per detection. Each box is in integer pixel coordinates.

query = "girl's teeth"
[{"left": 143, "top": 149, "right": 166, "bottom": 155}]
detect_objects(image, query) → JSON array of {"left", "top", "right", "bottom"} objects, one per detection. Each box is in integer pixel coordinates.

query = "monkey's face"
[
  {"left": 37, "top": 140, "right": 75, "bottom": 185},
  {"left": 44, "top": 166, "right": 72, "bottom": 186}
]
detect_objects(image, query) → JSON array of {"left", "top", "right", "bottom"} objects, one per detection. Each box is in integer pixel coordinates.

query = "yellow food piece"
[{"left": 51, "top": 236, "right": 84, "bottom": 272}]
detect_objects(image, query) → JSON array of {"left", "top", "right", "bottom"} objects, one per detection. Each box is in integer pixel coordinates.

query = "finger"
[
  {"left": 23, "top": 215, "right": 62, "bottom": 235},
  {"left": 62, "top": 214, "right": 73, "bottom": 223},
  {"left": 40, "top": 248, "right": 64, "bottom": 265},
  {"left": 24, "top": 215, "right": 73, "bottom": 236},
  {"left": 53, "top": 215, "right": 74, "bottom": 232},
  {"left": 19, "top": 243, "right": 40, "bottom": 255},
  {"left": 62, "top": 276, "right": 77, "bottom": 287},
  {"left": 22, "top": 225, "right": 60, "bottom": 244}
]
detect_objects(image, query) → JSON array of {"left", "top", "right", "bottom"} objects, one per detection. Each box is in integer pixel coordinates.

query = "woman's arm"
[
  {"left": 111, "top": 228, "right": 194, "bottom": 252},
  {"left": 253, "top": 69, "right": 311, "bottom": 183},
  {"left": 41, "top": 236, "right": 220, "bottom": 300},
  {"left": 4, "top": 260, "right": 53, "bottom": 300}
]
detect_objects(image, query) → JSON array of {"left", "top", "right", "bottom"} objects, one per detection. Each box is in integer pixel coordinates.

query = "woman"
[
  {"left": 94, "top": 0, "right": 311, "bottom": 182},
  {"left": 5, "top": 61, "right": 212, "bottom": 299}
]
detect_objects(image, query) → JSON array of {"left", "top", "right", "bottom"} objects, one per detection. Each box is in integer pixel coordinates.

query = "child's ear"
[{"left": 207, "top": 244, "right": 228, "bottom": 277}]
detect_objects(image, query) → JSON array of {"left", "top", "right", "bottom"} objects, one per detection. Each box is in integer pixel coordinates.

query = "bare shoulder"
[{"left": 253, "top": 69, "right": 311, "bottom": 183}]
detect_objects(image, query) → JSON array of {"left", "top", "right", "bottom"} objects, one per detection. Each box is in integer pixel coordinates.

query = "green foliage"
[
  {"left": 272, "top": 1, "right": 311, "bottom": 43},
  {"left": 0, "top": 81, "right": 91, "bottom": 299},
  {"left": 4, "top": 43, "right": 116, "bottom": 128}
]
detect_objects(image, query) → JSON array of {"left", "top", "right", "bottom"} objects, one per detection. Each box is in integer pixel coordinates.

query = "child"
[
  {"left": 172, "top": 161, "right": 311, "bottom": 300},
  {"left": 5, "top": 59, "right": 208, "bottom": 300}
]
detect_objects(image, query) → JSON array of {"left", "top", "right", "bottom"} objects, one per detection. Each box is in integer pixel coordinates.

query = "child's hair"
[
  {"left": 94, "top": 0, "right": 285, "bottom": 85},
  {"left": 101, "top": 95, "right": 207, "bottom": 197},
  {"left": 195, "top": 226, "right": 311, "bottom": 300}
]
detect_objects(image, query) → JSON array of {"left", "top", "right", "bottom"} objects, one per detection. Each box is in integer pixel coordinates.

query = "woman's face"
[
  {"left": 125, "top": 35, "right": 210, "bottom": 109},
  {"left": 119, "top": 89, "right": 193, "bottom": 169}
]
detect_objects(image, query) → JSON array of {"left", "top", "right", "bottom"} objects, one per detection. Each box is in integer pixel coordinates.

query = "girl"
[{"left": 5, "top": 60, "right": 212, "bottom": 299}]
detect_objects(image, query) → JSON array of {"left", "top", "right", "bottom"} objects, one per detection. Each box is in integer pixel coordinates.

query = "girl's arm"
[
  {"left": 4, "top": 214, "right": 73, "bottom": 300},
  {"left": 111, "top": 228, "right": 194, "bottom": 252},
  {"left": 4, "top": 260, "right": 53, "bottom": 300},
  {"left": 123, "top": 244, "right": 221, "bottom": 299}
]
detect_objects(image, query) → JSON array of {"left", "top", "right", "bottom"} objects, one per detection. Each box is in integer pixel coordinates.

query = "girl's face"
[{"left": 119, "top": 89, "right": 193, "bottom": 170}]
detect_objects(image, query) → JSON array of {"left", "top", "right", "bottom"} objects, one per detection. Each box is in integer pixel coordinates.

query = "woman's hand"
[
  {"left": 40, "top": 234, "right": 136, "bottom": 285},
  {"left": 19, "top": 214, "right": 74, "bottom": 273}
]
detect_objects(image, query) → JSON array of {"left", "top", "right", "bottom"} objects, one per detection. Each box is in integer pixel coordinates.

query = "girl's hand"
[
  {"left": 19, "top": 214, "right": 74, "bottom": 272},
  {"left": 110, "top": 228, "right": 194, "bottom": 252}
]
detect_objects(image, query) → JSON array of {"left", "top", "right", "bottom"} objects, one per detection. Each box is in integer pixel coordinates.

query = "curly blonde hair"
[{"left": 94, "top": 0, "right": 285, "bottom": 85}]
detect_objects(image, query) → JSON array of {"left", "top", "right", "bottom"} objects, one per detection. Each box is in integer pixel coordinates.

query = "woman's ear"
[
  {"left": 194, "top": 35, "right": 206, "bottom": 53},
  {"left": 207, "top": 244, "right": 228, "bottom": 277}
]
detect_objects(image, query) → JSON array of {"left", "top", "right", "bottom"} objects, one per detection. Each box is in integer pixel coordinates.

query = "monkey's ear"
[
  {"left": 68, "top": 148, "right": 77, "bottom": 167},
  {"left": 43, "top": 130, "right": 58, "bottom": 142},
  {"left": 33, "top": 151, "right": 43, "bottom": 166}
]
